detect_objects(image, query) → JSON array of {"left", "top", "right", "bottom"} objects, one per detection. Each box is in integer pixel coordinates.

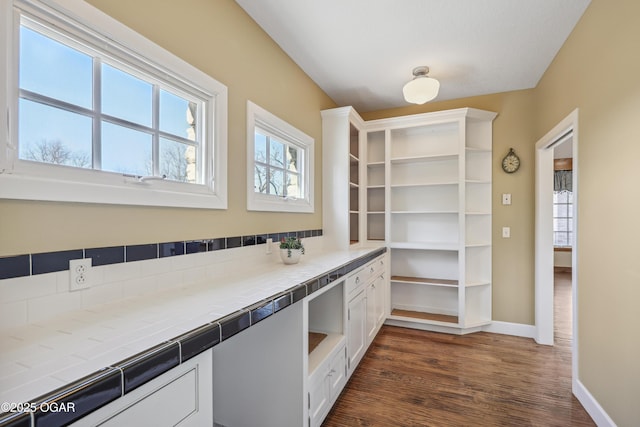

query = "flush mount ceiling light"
[{"left": 403, "top": 66, "right": 440, "bottom": 104}]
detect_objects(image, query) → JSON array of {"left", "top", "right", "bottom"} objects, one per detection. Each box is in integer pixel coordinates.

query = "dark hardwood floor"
[{"left": 322, "top": 273, "right": 595, "bottom": 426}]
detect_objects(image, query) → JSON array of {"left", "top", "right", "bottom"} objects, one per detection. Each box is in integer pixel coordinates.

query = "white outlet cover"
[{"left": 69, "top": 258, "right": 92, "bottom": 291}]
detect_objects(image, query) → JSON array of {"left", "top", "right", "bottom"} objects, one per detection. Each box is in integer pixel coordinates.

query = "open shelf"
[
  {"left": 391, "top": 276, "right": 459, "bottom": 288},
  {"left": 390, "top": 309, "right": 459, "bottom": 325},
  {"left": 390, "top": 153, "right": 458, "bottom": 164}
]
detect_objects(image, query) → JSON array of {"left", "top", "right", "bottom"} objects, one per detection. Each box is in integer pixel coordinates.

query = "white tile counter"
[{"left": 0, "top": 243, "right": 382, "bottom": 412}]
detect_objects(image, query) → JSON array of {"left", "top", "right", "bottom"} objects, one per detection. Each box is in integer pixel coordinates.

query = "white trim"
[
  {"left": 246, "top": 100, "right": 314, "bottom": 213},
  {"left": 574, "top": 379, "right": 617, "bottom": 427},
  {"left": 482, "top": 321, "right": 536, "bottom": 339},
  {"left": 534, "top": 109, "right": 579, "bottom": 346},
  {"left": 0, "top": 0, "right": 228, "bottom": 209}
]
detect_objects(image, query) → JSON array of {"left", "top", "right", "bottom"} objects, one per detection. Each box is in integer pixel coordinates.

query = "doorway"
[{"left": 534, "top": 109, "right": 579, "bottom": 384}]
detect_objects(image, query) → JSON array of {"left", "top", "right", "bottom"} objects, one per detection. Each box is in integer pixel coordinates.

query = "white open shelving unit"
[{"left": 323, "top": 106, "right": 496, "bottom": 334}]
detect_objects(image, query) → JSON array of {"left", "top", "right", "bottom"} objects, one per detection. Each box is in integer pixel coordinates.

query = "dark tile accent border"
[
  {"left": 86, "top": 246, "right": 124, "bottom": 267},
  {"left": 0, "top": 246, "right": 385, "bottom": 427},
  {"left": 0, "top": 255, "right": 30, "bottom": 280},
  {"left": 116, "top": 342, "right": 180, "bottom": 394},
  {"left": 125, "top": 244, "right": 158, "bottom": 262},
  {"left": 0, "top": 411, "right": 30, "bottom": 427},
  {"left": 218, "top": 310, "right": 251, "bottom": 341},
  {"left": 0, "top": 229, "right": 322, "bottom": 280},
  {"left": 32, "top": 249, "right": 84, "bottom": 275},
  {"left": 175, "top": 323, "right": 221, "bottom": 363},
  {"left": 32, "top": 368, "right": 121, "bottom": 427}
]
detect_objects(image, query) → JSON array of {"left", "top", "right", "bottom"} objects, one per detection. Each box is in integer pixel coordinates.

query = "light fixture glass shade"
[{"left": 403, "top": 75, "right": 440, "bottom": 104}]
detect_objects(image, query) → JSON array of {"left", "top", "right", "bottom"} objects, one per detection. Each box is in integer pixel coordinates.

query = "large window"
[
  {"left": 1, "top": 0, "right": 228, "bottom": 209},
  {"left": 246, "top": 101, "right": 314, "bottom": 213}
]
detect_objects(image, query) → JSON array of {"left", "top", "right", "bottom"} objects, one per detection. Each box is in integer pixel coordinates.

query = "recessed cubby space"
[
  {"left": 390, "top": 248, "right": 458, "bottom": 282},
  {"left": 367, "top": 165, "right": 385, "bottom": 187},
  {"left": 307, "top": 282, "right": 345, "bottom": 376},
  {"left": 465, "top": 119, "right": 493, "bottom": 150},
  {"left": 465, "top": 214, "right": 491, "bottom": 246},
  {"left": 465, "top": 245, "right": 491, "bottom": 286},
  {"left": 466, "top": 149, "right": 492, "bottom": 182},
  {"left": 390, "top": 213, "right": 459, "bottom": 247},
  {"left": 390, "top": 282, "right": 459, "bottom": 325},
  {"left": 367, "top": 214, "right": 385, "bottom": 241},
  {"left": 390, "top": 122, "right": 459, "bottom": 159},
  {"left": 367, "top": 187, "right": 385, "bottom": 212},
  {"left": 391, "top": 158, "right": 458, "bottom": 186},
  {"left": 465, "top": 182, "right": 491, "bottom": 213},
  {"left": 391, "top": 184, "right": 458, "bottom": 212},
  {"left": 465, "top": 284, "right": 492, "bottom": 327},
  {"left": 367, "top": 131, "right": 385, "bottom": 164}
]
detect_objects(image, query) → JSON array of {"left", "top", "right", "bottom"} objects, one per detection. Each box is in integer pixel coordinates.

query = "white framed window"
[
  {"left": 0, "top": 0, "right": 228, "bottom": 209},
  {"left": 246, "top": 101, "right": 314, "bottom": 213},
  {"left": 553, "top": 190, "right": 573, "bottom": 247}
]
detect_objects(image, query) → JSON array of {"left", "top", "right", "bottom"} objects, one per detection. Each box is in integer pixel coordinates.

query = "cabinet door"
[
  {"left": 308, "top": 369, "right": 330, "bottom": 427},
  {"left": 347, "top": 290, "right": 367, "bottom": 375},
  {"left": 366, "top": 274, "right": 386, "bottom": 345},
  {"left": 327, "top": 347, "right": 347, "bottom": 401}
]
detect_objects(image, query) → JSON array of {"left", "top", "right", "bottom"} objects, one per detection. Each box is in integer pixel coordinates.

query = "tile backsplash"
[{"left": 0, "top": 229, "right": 322, "bottom": 329}]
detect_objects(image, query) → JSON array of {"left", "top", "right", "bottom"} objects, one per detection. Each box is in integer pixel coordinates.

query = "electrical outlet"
[
  {"left": 502, "top": 227, "right": 511, "bottom": 238},
  {"left": 69, "top": 258, "right": 92, "bottom": 291}
]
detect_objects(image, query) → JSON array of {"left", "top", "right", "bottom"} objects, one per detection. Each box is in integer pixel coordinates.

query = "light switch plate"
[
  {"left": 502, "top": 227, "right": 511, "bottom": 238},
  {"left": 502, "top": 193, "right": 512, "bottom": 205}
]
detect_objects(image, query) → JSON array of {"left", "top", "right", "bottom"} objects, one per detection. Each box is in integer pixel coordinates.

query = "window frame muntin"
[
  {"left": 0, "top": 0, "right": 228, "bottom": 209},
  {"left": 253, "top": 126, "right": 304, "bottom": 199}
]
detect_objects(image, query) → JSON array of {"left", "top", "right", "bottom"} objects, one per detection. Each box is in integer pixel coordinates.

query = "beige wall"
[
  {"left": 0, "top": 0, "right": 336, "bottom": 256},
  {"left": 534, "top": 0, "right": 640, "bottom": 425}
]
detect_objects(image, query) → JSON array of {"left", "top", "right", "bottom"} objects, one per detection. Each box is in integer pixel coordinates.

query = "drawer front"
[{"left": 346, "top": 268, "right": 366, "bottom": 296}]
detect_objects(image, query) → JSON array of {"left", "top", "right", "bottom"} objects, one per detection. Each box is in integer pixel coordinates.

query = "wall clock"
[{"left": 501, "top": 148, "right": 520, "bottom": 173}]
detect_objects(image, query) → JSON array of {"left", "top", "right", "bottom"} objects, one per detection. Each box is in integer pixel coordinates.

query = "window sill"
[{"left": 0, "top": 172, "right": 227, "bottom": 209}]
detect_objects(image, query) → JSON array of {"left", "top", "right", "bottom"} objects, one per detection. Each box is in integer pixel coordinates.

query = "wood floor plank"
[{"left": 323, "top": 273, "right": 594, "bottom": 426}]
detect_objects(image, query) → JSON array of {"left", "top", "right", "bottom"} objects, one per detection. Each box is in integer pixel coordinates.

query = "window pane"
[
  {"left": 554, "top": 218, "right": 569, "bottom": 232},
  {"left": 160, "top": 138, "right": 196, "bottom": 183},
  {"left": 19, "top": 99, "right": 92, "bottom": 168},
  {"left": 555, "top": 191, "right": 568, "bottom": 203},
  {"left": 554, "top": 232, "right": 568, "bottom": 246},
  {"left": 554, "top": 204, "right": 568, "bottom": 217},
  {"left": 101, "top": 122, "right": 151, "bottom": 175},
  {"left": 254, "top": 164, "right": 267, "bottom": 194},
  {"left": 287, "top": 172, "right": 302, "bottom": 198},
  {"left": 255, "top": 132, "right": 267, "bottom": 164},
  {"left": 269, "top": 139, "right": 284, "bottom": 167},
  {"left": 102, "top": 64, "right": 152, "bottom": 126},
  {"left": 160, "top": 90, "right": 197, "bottom": 140},
  {"left": 19, "top": 26, "right": 92, "bottom": 108},
  {"left": 287, "top": 146, "right": 299, "bottom": 172},
  {"left": 269, "top": 168, "right": 284, "bottom": 195}
]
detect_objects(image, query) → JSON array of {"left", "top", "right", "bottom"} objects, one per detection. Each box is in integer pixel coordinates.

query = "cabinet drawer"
[{"left": 346, "top": 268, "right": 367, "bottom": 296}]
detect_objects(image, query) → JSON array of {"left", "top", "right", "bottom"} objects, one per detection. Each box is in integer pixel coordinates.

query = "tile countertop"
[{"left": 0, "top": 246, "right": 382, "bottom": 409}]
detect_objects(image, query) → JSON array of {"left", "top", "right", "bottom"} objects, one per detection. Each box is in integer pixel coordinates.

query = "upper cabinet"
[{"left": 322, "top": 107, "right": 496, "bottom": 334}]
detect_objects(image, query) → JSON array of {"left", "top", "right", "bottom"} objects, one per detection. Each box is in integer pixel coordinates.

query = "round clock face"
[{"left": 502, "top": 149, "right": 520, "bottom": 173}]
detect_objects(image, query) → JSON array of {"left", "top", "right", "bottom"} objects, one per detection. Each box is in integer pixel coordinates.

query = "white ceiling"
[{"left": 234, "top": 0, "right": 591, "bottom": 112}]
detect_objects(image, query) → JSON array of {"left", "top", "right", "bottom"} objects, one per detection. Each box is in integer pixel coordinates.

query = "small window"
[
  {"left": 247, "top": 101, "right": 314, "bottom": 213},
  {"left": 553, "top": 191, "right": 573, "bottom": 247},
  {"left": 1, "top": 0, "right": 227, "bottom": 209}
]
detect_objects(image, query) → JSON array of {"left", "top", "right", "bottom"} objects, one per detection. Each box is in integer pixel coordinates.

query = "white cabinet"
[
  {"left": 322, "top": 107, "right": 496, "bottom": 335},
  {"left": 72, "top": 350, "right": 213, "bottom": 427},
  {"left": 346, "top": 287, "right": 367, "bottom": 375},
  {"left": 345, "top": 254, "right": 387, "bottom": 376},
  {"left": 308, "top": 342, "right": 346, "bottom": 427},
  {"left": 322, "top": 107, "right": 366, "bottom": 249}
]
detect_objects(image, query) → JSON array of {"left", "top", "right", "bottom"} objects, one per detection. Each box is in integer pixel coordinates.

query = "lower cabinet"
[
  {"left": 71, "top": 350, "right": 213, "bottom": 427},
  {"left": 347, "top": 288, "right": 367, "bottom": 375},
  {"left": 366, "top": 273, "right": 386, "bottom": 345},
  {"left": 308, "top": 341, "right": 347, "bottom": 427}
]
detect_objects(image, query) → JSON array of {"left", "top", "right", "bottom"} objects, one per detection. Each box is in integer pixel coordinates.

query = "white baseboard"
[
  {"left": 574, "top": 379, "right": 617, "bottom": 427},
  {"left": 482, "top": 321, "right": 536, "bottom": 339}
]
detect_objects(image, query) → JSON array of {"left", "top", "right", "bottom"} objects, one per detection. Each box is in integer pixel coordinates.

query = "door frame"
[{"left": 534, "top": 108, "right": 579, "bottom": 386}]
